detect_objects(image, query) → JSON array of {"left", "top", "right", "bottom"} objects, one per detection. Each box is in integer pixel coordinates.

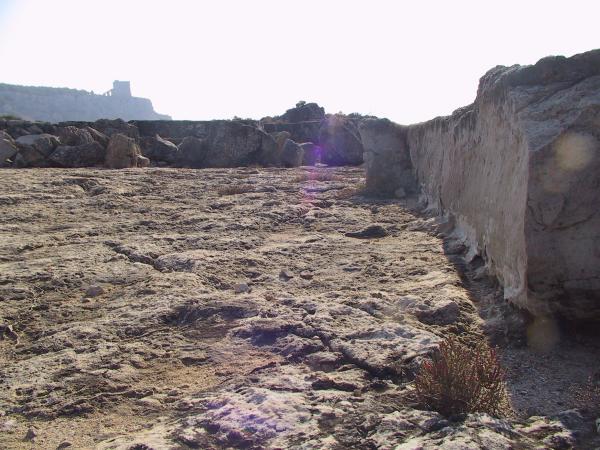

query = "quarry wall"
[
  {"left": 1, "top": 50, "right": 599, "bottom": 321},
  {"left": 361, "top": 49, "right": 600, "bottom": 320}
]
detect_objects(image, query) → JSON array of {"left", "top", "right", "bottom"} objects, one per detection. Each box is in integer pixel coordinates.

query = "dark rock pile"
[{"left": 0, "top": 103, "right": 367, "bottom": 169}]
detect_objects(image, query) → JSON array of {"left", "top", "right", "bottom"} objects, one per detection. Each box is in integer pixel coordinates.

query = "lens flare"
[{"left": 554, "top": 131, "right": 597, "bottom": 171}]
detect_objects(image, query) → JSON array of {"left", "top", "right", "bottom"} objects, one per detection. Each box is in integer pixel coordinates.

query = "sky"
[{"left": 0, "top": 0, "right": 598, "bottom": 123}]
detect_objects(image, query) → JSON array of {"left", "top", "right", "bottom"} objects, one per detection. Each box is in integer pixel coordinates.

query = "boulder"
[
  {"left": 27, "top": 124, "right": 44, "bottom": 134},
  {"left": 359, "top": 119, "right": 415, "bottom": 195},
  {"left": 201, "top": 121, "right": 271, "bottom": 168},
  {"left": 280, "top": 102, "right": 325, "bottom": 123},
  {"left": 270, "top": 131, "right": 291, "bottom": 153},
  {"left": 280, "top": 139, "right": 304, "bottom": 167},
  {"left": 300, "top": 142, "right": 320, "bottom": 166},
  {"left": 266, "top": 131, "right": 290, "bottom": 166},
  {"left": 262, "top": 121, "right": 321, "bottom": 145},
  {"left": 177, "top": 136, "right": 209, "bottom": 168},
  {"left": 49, "top": 142, "right": 106, "bottom": 168},
  {"left": 0, "top": 131, "right": 18, "bottom": 166},
  {"left": 15, "top": 134, "right": 59, "bottom": 157},
  {"left": 13, "top": 147, "right": 48, "bottom": 167},
  {"left": 14, "top": 134, "right": 60, "bottom": 167},
  {"left": 57, "top": 126, "right": 94, "bottom": 146},
  {"left": 136, "top": 155, "right": 150, "bottom": 167},
  {"left": 84, "top": 126, "right": 109, "bottom": 148},
  {"left": 257, "top": 133, "right": 280, "bottom": 166},
  {"left": 319, "top": 116, "right": 364, "bottom": 166},
  {"left": 174, "top": 121, "right": 276, "bottom": 168},
  {"left": 104, "top": 133, "right": 143, "bottom": 169},
  {"left": 92, "top": 119, "right": 139, "bottom": 140},
  {"left": 140, "top": 134, "right": 179, "bottom": 163}
]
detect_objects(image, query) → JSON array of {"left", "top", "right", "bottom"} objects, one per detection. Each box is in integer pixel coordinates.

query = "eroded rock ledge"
[
  {"left": 0, "top": 103, "right": 366, "bottom": 169},
  {"left": 360, "top": 49, "right": 600, "bottom": 320}
]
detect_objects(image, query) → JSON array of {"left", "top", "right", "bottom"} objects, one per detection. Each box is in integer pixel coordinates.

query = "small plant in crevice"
[
  {"left": 217, "top": 184, "right": 254, "bottom": 196},
  {"left": 332, "top": 182, "right": 367, "bottom": 200},
  {"left": 572, "top": 374, "right": 600, "bottom": 417},
  {"left": 414, "top": 336, "right": 510, "bottom": 418},
  {"left": 292, "top": 171, "right": 342, "bottom": 183}
]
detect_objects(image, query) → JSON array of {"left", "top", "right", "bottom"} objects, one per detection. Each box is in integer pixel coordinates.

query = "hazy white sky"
[{"left": 0, "top": 0, "right": 598, "bottom": 123}]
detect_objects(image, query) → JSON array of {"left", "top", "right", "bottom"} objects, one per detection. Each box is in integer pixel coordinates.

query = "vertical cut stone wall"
[{"left": 362, "top": 49, "right": 600, "bottom": 320}]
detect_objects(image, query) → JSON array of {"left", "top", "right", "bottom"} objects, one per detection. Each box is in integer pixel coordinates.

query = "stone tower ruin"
[{"left": 111, "top": 80, "right": 132, "bottom": 98}]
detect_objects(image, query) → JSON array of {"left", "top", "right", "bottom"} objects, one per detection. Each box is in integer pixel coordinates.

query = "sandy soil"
[{"left": 0, "top": 167, "right": 598, "bottom": 449}]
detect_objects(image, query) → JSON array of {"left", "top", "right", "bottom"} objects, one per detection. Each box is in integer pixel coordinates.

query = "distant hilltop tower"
[
  {"left": 110, "top": 80, "right": 131, "bottom": 98},
  {"left": 103, "top": 80, "right": 131, "bottom": 97},
  {"left": 0, "top": 80, "right": 171, "bottom": 120}
]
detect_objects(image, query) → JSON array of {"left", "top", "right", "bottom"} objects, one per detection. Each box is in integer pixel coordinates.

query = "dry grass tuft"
[
  {"left": 572, "top": 375, "right": 600, "bottom": 416},
  {"left": 415, "top": 336, "right": 510, "bottom": 417},
  {"left": 333, "top": 183, "right": 367, "bottom": 200},
  {"left": 292, "top": 171, "right": 343, "bottom": 183},
  {"left": 217, "top": 184, "right": 254, "bottom": 196}
]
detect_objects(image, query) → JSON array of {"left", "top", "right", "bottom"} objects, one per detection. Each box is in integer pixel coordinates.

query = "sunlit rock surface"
[{"left": 364, "top": 49, "right": 600, "bottom": 320}]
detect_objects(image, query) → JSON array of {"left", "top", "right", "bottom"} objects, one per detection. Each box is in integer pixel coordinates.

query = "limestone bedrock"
[{"left": 361, "top": 49, "right": 600, "bottom": 320}]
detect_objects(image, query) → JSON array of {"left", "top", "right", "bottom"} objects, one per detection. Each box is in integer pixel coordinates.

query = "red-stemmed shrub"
[{"left": 415, "top": 336, "right": 510, "bottom": 417}]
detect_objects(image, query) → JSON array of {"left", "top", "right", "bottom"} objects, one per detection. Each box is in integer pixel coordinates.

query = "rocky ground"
[{"left": 0, "top": 167, "right": 599, "bottom": 449}]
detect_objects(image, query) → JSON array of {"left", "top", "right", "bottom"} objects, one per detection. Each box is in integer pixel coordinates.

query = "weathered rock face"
[
  {"left": 140, "top": 135, "right": 179, "bottom": 163},
  {"left": 1, "top": 114, "right": 367, "bottom": 169},
  {"left": 90, "top": 118, "right": 139, "bottom": 140},
  {"left": 57, "top": 126, "right": 94, "bottom": 146},
  {"left": 49, "top": 142, "right": 106, "bottom": 168},
  {"left": 14, "top": 134, "right": 60, "bottom": 167},
  {"left": 300, "top": 142, "right": 320, "bottom": 166},
  {"left": 177, "top": 136, "right": 208, "bottom": 168},
  {"left": 0, "top": 131, "right": 18, "bottom": 166},
  {"left": 83, "top": 126, "right": 109, "bottom": 148},
  {"left": 262, "top": 121, "right": 321, "bottom": 146},
  {"left": 279, "top": 102, "right": 325, "bottom": 123},
  {"left": 269, "top": 131, "right": 291, "bottom": 152},
  {"left": 104, "top": 133, "right": 142, "bottom": 169},
  {"left": 202, "top": 121, "right": 273, "bottom": 168},
  {"left": 365, "top": 49, "right": 600, "bottom": 320},
  {"left": 280, "top": 139, "right": 304, "bottom": 167},
  {"left": 359, "top": 119, "right": 414, "bottom": 195},
  {"left": 0, "top": 82, "right": 170, "bottom": 122},
  {"left": 319, "top": 115, "right": 364, "bottom": 166},
  {"left": 131, "top": 119, "right": 258, "bottom": 140}
]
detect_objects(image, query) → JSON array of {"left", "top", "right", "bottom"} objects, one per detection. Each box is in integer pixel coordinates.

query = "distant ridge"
[{"left": 0, "top": 81, "right": 171, "bottom": 122}]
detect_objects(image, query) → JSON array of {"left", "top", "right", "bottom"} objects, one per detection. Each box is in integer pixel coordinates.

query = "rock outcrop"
[
  {"left": 319, "top": 115, "right": 364, "bottom": 166},
  {"left": 140, "top": 134, "right": 179, "bottom": 163},
  {"left": 280, "top": 139, "right": 304, "bottom": 167},
  {"left": 14, "top": 134, "right": 60, "bottom": 167},
  {"left": 177, "top": 136, "right": 209, "bottom": 168},
  {"left": 359, "top": 118, "right": 414, "bottom": 196},
  {"left": 0, "top": 131, "right": 18, "bottom": 166},
  {"left": 49, "top": 142, "right": 106, "bottom": 168},
  {"left": 279, "top": 102, "right": 325, "bottom": 123},
  {"left": 201, "top": 121, "right": 271, "bottom": 168},
  {"left": 300, "top": 142, "right": 319, "bottom": 165},
  {"left": 262, "top": 120, "right": 322, "bottom": 146},
  {"left": 0, "top": 82, "right": 170, "bottom": 122},
  {"left": 0, "top": 100, "right": 368, "bottom": 169},
  {"left": 56, "top": 126, "right": 94, "bottom": 146},
  {"left": 104, "top": 133, "right": 143, "bottom": 169},
  {"left": 362, "top": 49, "right": 600, "bottom": 320}
]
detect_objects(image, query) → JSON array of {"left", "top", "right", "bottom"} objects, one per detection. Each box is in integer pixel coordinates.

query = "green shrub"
[
  {"left": 415, "top": 336, "right": 509, "bottom": 417},
  {"left": 0, "top": 114, "right": 22, "bottom": 120}
]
